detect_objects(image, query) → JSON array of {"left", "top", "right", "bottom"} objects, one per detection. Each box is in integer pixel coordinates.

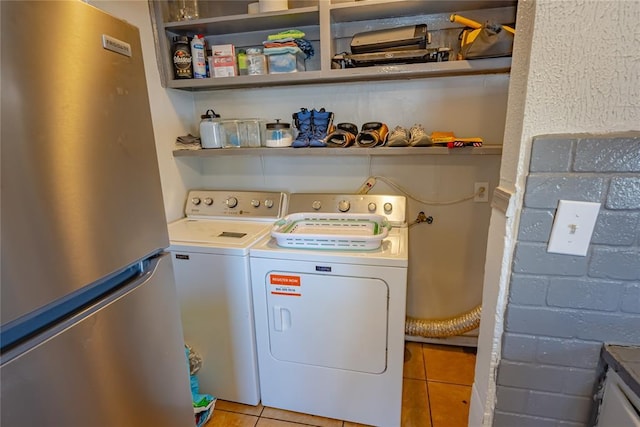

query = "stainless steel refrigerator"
[{"left": 1, "top": 2, "right": 195, "bottom": 426}]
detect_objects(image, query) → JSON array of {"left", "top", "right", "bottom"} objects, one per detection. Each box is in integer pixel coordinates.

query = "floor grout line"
[
  {"left": 213, "top": 341, "right": 475, "bottom": 427},
  {"left": 426, "top": 379, "right": 474, "bottom": 387}
]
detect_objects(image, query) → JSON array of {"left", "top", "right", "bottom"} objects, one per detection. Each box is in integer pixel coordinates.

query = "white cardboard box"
[{"left": 211, "top": 44, "right": 236, "bottom": 77}]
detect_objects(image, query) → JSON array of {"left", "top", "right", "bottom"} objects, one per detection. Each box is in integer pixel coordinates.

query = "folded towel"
[
  {"left": 263, "top": 41, "right": 298, "bottom": 48},
  {"left": 267, "top": 29, "right": 305, "bottom": 40},
  {"left": 175, "top": 134, "right": 201, "bottom": 150},
  {"left": 263, "top": 39, "right": 314, "bottom": 59},
  {"left": 263, "top": 46, "right": 302, "bottom": 56}
]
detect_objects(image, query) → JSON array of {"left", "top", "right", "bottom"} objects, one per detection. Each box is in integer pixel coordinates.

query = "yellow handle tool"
[{"left": 450, "top": 14, "right": 515, "bottom": 35}]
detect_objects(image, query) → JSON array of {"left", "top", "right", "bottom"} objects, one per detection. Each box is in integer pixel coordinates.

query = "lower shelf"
[{"left": 173, "top": 145, "right": 503, "bottom": 157}]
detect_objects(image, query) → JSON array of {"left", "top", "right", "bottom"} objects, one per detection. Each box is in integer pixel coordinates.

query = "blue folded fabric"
[
  {"left": 185, "top": 346, "right": 216, "bottom": 427},
  {"left": 294, "top": 38, "right": 315, "bottom": 59},
  {"left": 263, "top": 46, "right": 302, "bottom": 55}
]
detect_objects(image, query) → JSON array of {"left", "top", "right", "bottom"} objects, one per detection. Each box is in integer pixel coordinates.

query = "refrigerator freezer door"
[
  {"left": 1, "top": 254, "right": 194, "bottom": 427},
  {"left": 1, "top": 1, "right": 170, "bottom": 324}
]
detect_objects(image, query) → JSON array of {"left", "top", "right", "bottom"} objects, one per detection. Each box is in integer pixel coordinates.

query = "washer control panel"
[
  {"left": 288, "top": 193, "right": 407, "bottom": 226},
  {"left": 185, "top": 190, "right": 287, "bottom": 220}
]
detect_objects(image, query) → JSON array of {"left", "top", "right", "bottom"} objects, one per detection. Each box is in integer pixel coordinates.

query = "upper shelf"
[
  {"left": 329, "top": 0, "right": 517, "bottom": 23},
  {"left": 163, "top": 6, "right": 319, "bottom": 36},
  {"left": 168, "top": 57, "right": 511, "bottom": 90},
  {"left": 173, "top": 145, "right": 503, "bottom": 157},
  {"left": 152, "top": 0, "right": 517, "bottom": 91}
]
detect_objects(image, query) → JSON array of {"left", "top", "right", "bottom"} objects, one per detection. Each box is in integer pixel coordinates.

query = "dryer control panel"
[
  {"left": 185, "top": 190, "right": 287, "bottom": 220},
  {"left": 288, "top": 194, "right": 406, "bottom": 226}
]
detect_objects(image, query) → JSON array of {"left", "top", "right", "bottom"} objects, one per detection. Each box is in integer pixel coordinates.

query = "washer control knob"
[
  {"left": 191, "top": 197, "right": 201, "bottom": 206},
  {"left": 226, "top": 197, "right": 238, "bottom": 208},
  {"left": 264, "top": 199, "right": 274, "bottom": 208},
  {"left": 203, "top": 197, "right": 213, "bottom": 206},
  {"left": 368, "top": 202, "right": 377, "bottom": 212},
  {"left": 338, "top": 200, "right": 351, "bottom": 212},
  {"left": 312, "top": 200, "right": 322, "bottom": 210},
  {"left": 383, "top": 202, "right": 393, "bottom": 213},
  {"left": 251, "top": 199, "right": 260, "bottom": 207}
]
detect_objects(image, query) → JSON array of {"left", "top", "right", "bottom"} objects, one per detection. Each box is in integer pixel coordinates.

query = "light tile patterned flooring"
[{"left": 207, "top": 342, "right": 476, "bottom": 427}]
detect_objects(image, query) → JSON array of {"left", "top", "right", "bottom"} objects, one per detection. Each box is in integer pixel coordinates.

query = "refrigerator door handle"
[
  {"left": 1, "top": 252, "right": 194, "bottom": 426},
  {"left": 2, "top": 253, "right": 166, "bottom": 362}
]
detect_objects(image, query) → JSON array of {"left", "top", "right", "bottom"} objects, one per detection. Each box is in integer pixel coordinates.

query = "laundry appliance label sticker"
[{"left": 270, "top": 274, "right": 301, "bottom": 296}]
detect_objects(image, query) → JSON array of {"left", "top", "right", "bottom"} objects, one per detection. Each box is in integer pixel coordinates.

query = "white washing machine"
[
  {"left": 250, "top": 194, "right": 408, "bottom": 427},
  {"left": 168, "top": 190, "right": 287, "bottom": 405}
]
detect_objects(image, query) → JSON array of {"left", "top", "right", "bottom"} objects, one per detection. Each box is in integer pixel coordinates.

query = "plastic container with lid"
[
  {"left": 264, "top": 119, "right": 293, "bottom": 148},
  {"left": 220, "top": 119, "right": 265, "bottom": 148},
  {"left": 246, "top": 48, "right": 268, "bottom": 76},
  {"left": 199, "top": 109, "right": 225, "bottom": 148},
  {"left": 237, "top": 49, "right": 248, "bottom": 76}
]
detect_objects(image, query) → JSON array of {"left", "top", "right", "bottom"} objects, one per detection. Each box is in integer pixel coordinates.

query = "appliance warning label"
[{"left": 270, "top": 274, "right": 301, "bottom": 296}]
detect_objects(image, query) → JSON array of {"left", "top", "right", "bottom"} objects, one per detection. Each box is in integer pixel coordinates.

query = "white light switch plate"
[{"left": 547, "top": 200, "right": 601, "bottom": 256}]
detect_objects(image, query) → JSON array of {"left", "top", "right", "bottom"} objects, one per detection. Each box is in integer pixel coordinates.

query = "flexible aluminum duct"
[{"left": 405, "top": 305, "right": 482, "bottom": 338}]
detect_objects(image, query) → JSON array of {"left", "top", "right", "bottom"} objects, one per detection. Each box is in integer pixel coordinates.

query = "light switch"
[{"left": 547, "top": 200, "right": 601, "bottom": 256}]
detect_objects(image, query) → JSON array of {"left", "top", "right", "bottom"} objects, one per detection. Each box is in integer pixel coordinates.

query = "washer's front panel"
[
  {"left": 266, "top": 272, "right": 388, "bottom": 373},
  {"left": 171, "top": 251, "right": 260, "bottom": 405}
]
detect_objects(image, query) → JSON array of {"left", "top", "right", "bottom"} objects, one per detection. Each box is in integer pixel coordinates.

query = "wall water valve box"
[
  {"left": 267, "top": 51, "right": 306, "bottom": 74},
  {"left": 212, "top": 44, "right": 237, "bottom": 77}
]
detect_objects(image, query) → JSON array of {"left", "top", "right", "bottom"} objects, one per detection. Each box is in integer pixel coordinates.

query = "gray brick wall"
[{"left": 494, "top": 132, "right": 640, "bottom": 426}]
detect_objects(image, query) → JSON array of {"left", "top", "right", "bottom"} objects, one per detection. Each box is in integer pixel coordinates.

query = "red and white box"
[{"left": 211, "top": 44, "right": 237, "bottom": 77}]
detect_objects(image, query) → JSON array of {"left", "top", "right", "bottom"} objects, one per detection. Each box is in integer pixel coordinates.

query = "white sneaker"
[
  {"left": 387, "top": 126, "right": 409, "bottom": 147},
  {"left": 409, "top": 124, "right": 433, "bottom": 146}
]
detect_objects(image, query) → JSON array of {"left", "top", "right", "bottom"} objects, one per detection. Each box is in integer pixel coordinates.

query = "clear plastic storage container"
[
  {"left": 267, "top": 51, "right": 306, "bottom": 74},
  {"left": 220, "top": 119, "right": 266, "bottom": 148}
]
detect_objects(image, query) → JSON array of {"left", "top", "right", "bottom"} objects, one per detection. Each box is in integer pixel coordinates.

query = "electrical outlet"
[
  {"left": 474, "top": 182, "right": 489, "bottom": 202},
  {"left": 357, "top": 177, "right": 377, "bottom": 194}
]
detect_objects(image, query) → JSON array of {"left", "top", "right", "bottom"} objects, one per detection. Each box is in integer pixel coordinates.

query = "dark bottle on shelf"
[{"left": 172, "top": 36, "right": 193, "bottom": 79}]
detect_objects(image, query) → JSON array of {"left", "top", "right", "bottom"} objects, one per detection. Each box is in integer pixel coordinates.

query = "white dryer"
[
  {"left": 250, "top": 194, "right": 408, "bottom": 427},
  {"left": 168, "top": 190, "right": 286, "bottom": 405}
]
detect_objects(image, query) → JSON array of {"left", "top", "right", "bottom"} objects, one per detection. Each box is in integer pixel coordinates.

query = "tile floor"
[{"left": 207, "top": 342, "right": 476, "bottom": 427}]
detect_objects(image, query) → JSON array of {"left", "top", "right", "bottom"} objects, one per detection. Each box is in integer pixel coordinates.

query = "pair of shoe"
[
  {"left": 291, "top": 108, "right": 334, "bottom": 147},
  {"left": 355, "top": 122, "right": 388, "bottom": 147},
  {"left": 325, "top": 123, "right": 358, "bottom": 147},
  {"left": 387, "top": 124, "right": 433, "bottom": 147},
  {"left": 325, "top": 122, "right": 389, "bottom": 147}
]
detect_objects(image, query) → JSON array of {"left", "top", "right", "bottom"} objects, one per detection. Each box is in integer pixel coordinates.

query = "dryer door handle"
[{"left": 273, "top": 306, "right": 291, "bottom": 332}]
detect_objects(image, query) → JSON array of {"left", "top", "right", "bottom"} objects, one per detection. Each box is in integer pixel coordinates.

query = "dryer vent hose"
[{"left": 405, "top": 305, "right": 482, "bottom": 338}]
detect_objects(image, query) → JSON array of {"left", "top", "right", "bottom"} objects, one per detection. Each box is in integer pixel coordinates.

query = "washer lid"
[{"left": 168, "top": 218, "right": 273, "bottom": 249}]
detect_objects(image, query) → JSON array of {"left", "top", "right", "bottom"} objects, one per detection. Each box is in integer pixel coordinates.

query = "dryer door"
[{"left": 266, "top": 272, "right": 389, "bottom": 374}]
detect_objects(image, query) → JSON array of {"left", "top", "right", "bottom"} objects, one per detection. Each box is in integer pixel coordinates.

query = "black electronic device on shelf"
[
  {"left": 350, "top": 24, "right": 429, "bottom": 54},
  {"left": 332, "top": 48, "right": 450, "bottom": 69},
  {"left": 332, "top": 24, "right": 450, "bottom": 69}
]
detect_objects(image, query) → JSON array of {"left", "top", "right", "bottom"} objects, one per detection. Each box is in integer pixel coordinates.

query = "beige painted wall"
[
  {"left": 93, "top": 0, "right": 511, "bottom": 326},
  {"left": 191, "top": 75, "right": 508, "bottom": 323}
]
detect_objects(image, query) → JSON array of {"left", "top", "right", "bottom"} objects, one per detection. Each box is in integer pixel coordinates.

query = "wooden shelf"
[
  {"left": 173, "top": 145, "right": 503, "bottom": 157},
  {"left": 163, "top": 7, "right": 319, "bottom": 36},
  {"left": 151, "top": 0, "right": 517, "bottom": 91},
  {"left": 329, "top": 0, "right": 516, "bottom": 23},
  {"left": 167, "top": 57, "right": 511, "bottom": 90}
]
